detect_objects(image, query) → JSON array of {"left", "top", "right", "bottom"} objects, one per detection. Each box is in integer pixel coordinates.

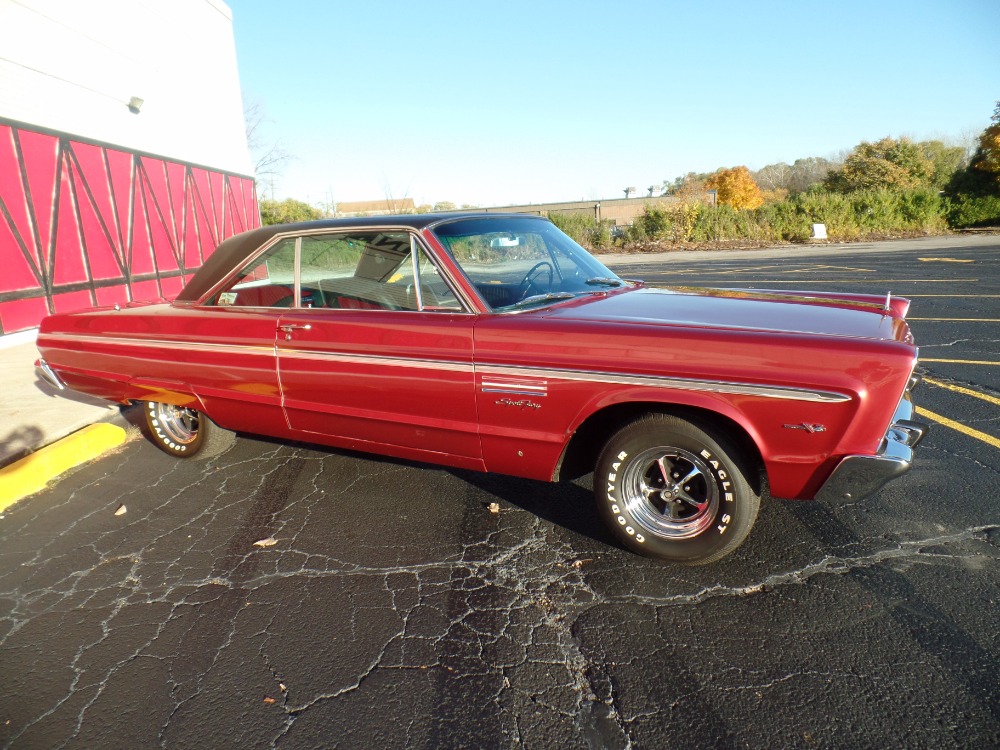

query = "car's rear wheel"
[
  {"left": 595, "top": 413, "right": 760, "bottom": 565},
  {"left": 144, "top": 401, "right": 236, "bottom": 459}
]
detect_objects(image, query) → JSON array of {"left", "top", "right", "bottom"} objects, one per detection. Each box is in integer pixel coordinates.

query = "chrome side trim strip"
[
  {"left": 278, "top": 349, "right": 473, "bottom": 373},
  {"left": 38, "top": 333, "right": 275, "bottom": 357},
  {"left": 38, "top": 333, "right": 851, "bottom": 403},
  {"left": 481, "top": 378, "right": 548, "bottom": 397},
  {"left": 476, "top": 364, "right": 851, "bottom": 403}
]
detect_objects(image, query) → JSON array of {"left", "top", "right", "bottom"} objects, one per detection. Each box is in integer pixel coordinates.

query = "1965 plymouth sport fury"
[{"left": 35, "top": 213, "right": 927, "bottom": 564}]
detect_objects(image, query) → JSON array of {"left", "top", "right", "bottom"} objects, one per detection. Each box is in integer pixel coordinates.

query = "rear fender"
[{"left": 123, "top": 379, "right": 207, "bottom": 411}]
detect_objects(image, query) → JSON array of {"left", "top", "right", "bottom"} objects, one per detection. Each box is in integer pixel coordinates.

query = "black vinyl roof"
[{"left": 174, "top": 212, "right": 543, "bottom": 303}]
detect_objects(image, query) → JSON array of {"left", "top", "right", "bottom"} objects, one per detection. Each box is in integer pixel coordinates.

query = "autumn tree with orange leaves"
[
  {"left": 975, "top": 101, "right": 1000, "bottom": 179},
  {"left": 705, "top": 166, "right": 764, "bottom": 210}
]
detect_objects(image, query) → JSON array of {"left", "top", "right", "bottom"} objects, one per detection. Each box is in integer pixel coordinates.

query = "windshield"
[{"left": 431, "top": 216, "right": 622, "bottom": 311}]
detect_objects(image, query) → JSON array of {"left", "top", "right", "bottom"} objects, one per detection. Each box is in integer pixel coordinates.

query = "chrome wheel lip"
[
  {"left": 621, "top": 446, "right": 719, "bottom": 540},
  {"left": 149, "top": 403, "right": 200, "bottom": 445}
]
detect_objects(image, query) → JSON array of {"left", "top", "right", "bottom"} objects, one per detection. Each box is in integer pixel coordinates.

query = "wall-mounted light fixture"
[{"left": 127, "top": 96, "right": 144, "bottom": 114}]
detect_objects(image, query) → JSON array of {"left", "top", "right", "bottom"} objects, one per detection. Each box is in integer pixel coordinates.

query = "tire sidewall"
[
  {"left": 145, "top": 401, "right": 205, "bottom": 457},
  {"left": 596, "top": 417, "right": 757, "bottom": 564}
]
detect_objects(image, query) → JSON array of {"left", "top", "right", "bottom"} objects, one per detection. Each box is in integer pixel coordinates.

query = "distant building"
[
  {"left": 335, "top": 198, "right": 415, "bottom": 217},
  {"left": 0, "top": 0, "right": 258, "bottom": 336},
  {"left": 331, "top": 196, "right": 681, "bottom": 225},
  {"left": 480, "top": 196, "right": 680, "bottom": 226}
]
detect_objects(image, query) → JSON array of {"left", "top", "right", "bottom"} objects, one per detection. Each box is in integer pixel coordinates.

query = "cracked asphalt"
[{"left": 2, "top": 238, "right": 998, "bottom": 749}]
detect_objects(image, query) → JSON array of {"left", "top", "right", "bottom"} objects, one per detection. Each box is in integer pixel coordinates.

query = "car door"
[{"left": 274, "top": 229, "right": 481, "bottom": 461}]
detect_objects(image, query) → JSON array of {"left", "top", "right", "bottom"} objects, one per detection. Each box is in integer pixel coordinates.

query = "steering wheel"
[{"left": 518, "top": 261, "right": 555, "bottom": 301}]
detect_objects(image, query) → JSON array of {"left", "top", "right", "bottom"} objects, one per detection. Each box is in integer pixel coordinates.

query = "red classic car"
[{"left": 35, "top": 214, "right": 927, "bottom": 564}]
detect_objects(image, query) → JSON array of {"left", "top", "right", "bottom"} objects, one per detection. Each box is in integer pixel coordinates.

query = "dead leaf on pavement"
[{"left": 253, "top": 537, "right": 277, "bottom": 548}]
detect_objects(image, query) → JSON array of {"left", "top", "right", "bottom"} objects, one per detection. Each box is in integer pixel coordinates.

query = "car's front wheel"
[
  {"left": 595, "top": 413, "right": 760, "bottom": 565},
  {"left": 144, "top": 401, "right": 235, "bottom": 459}
]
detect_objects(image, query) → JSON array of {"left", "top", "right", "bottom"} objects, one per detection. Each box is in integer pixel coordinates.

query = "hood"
[{"left": 547, "top": 286, "right": 912, "bottom": 343}]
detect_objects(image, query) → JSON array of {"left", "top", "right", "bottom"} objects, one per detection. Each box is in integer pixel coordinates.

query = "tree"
[
  {"left": 244, "top": 97, "right": 292, "bottom": 189},
  {"left": 974, "top": 101, "right": 1000, "bottom": 178},
  {"left": 259, "top": 198, "right": 322, "bottom": 225},
  {"left": 753, "top": 162, "right": 791, "bottom": 191},
  {"left": 919, "top": 140, "right": 968, "bottom": 189},
  {"left": 664, "top": 172, "right": 714, "bottom": 203},
  {"left": 664, "top": 172, "right": 713, "bottom": 197},
  {"left": 706, "top": 166, "right": 764, "bottom": 210},
  {"left": 825, "top": 137, "right": 933, "bottom": 192},
  {"left": 943, "top": 102, "right": 1000, "bottom": 227}
]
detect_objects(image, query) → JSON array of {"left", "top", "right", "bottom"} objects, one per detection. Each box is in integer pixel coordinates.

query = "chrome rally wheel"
[{"left": 620, "top": 446, "right": 719, "bottom": 541}]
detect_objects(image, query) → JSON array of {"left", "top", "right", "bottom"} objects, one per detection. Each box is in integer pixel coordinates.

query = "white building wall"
[{"left": 0, "top": 0, "right": 251, "bottom": 175}]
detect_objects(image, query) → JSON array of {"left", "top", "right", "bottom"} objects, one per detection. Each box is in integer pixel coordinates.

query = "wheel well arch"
[{"left": 554, "top": 401, "right": 766, "bottom": 491}]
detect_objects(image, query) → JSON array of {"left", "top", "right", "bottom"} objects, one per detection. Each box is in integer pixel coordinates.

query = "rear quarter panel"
[{"left": 37, "top": 304, "right": 284, "bottom": 434}]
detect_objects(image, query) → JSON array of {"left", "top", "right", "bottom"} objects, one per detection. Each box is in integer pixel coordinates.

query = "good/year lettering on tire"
[{"left": 144, "top": 401, "right": 236, "bottom": 459}]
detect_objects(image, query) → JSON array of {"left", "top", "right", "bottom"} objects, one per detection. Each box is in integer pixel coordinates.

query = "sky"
[{"left": 226, "top": 0, "right": 1000, "bottom": 209}]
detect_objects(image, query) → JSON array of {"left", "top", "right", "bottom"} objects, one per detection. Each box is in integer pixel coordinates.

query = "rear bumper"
[
  {"left": 35, "top": 358, "right": 66, "bottom": 390},
  {"left": 815, "top": 391, "right": 928, "bottom": 503}
]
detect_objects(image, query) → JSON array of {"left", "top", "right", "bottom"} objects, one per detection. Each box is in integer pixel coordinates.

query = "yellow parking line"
[
  {"left": 924, "top": 377, "right": 1000, "bottom": 407},
  {"left": 916, "top": 407, "right": 1000, "bottom": 450},
  {"left": 922, "top": 358, "right": 1000, "bottom": 366},
  {"left": 918, "top": 258, "right": 975, "bottom": 263}
]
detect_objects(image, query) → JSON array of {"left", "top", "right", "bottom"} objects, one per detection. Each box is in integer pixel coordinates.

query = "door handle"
[{"left": 279, "top": 323, "right": 312, "bottom": 340}]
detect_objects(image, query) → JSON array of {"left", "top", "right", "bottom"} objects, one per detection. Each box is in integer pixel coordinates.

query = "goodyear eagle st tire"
[
  {"left": 596, "top": 413, "right": 760, "bottom": 565},
  {"left": 144, "top": 401, "right": 236, "bottom": 459}
]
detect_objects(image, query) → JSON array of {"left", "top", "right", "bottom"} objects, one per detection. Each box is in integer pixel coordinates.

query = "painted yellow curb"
[{"left": 0, "top": 423, "right": 127, "bottom": 512}]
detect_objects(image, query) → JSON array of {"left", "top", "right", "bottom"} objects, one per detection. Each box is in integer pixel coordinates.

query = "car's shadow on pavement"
[
  {"left": 445, "top": 468, "right": 621, "bottom": 552},
  {"left": 212, "top": 430, "right": 623, "bottom": 555}
]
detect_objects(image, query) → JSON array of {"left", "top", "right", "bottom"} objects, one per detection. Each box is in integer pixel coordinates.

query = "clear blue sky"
[{"left": 227, "top": 0, "right": 1000, "bottom": 208}]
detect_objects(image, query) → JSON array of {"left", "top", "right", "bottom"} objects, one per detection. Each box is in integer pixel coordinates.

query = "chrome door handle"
[{"left": 279, "top": 323, "right": 312, "bottom": 340}]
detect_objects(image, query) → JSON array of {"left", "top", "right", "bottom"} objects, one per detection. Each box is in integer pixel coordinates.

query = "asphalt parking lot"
[{"left": 1, "top": 237, "right": 998, "bottom": 749}]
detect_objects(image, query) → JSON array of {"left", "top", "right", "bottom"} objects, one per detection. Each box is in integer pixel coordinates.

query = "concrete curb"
[{"left": 0, "top": 423, "right": 128, "bottom": 513}]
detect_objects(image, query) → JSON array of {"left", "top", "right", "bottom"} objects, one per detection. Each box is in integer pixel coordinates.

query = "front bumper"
[{"left": 815, "top": 392, "right": 928, "bottom": 503}]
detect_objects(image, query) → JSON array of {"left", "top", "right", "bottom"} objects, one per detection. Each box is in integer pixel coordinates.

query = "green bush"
[
  {"left": 754, "top": 201, "right": 811, "bottom": 242},
  {"left": 259, "top": 197, "right": 322, "bottom": 225},
  {"left": 784, "top": 188, "right": 946, "bottom": 240},
  {"left": 549, "top": 211, "right": 614, "bottom": 249},
  {"left": 946, "top": 194, "right": 1000, "bottom": 227}
]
